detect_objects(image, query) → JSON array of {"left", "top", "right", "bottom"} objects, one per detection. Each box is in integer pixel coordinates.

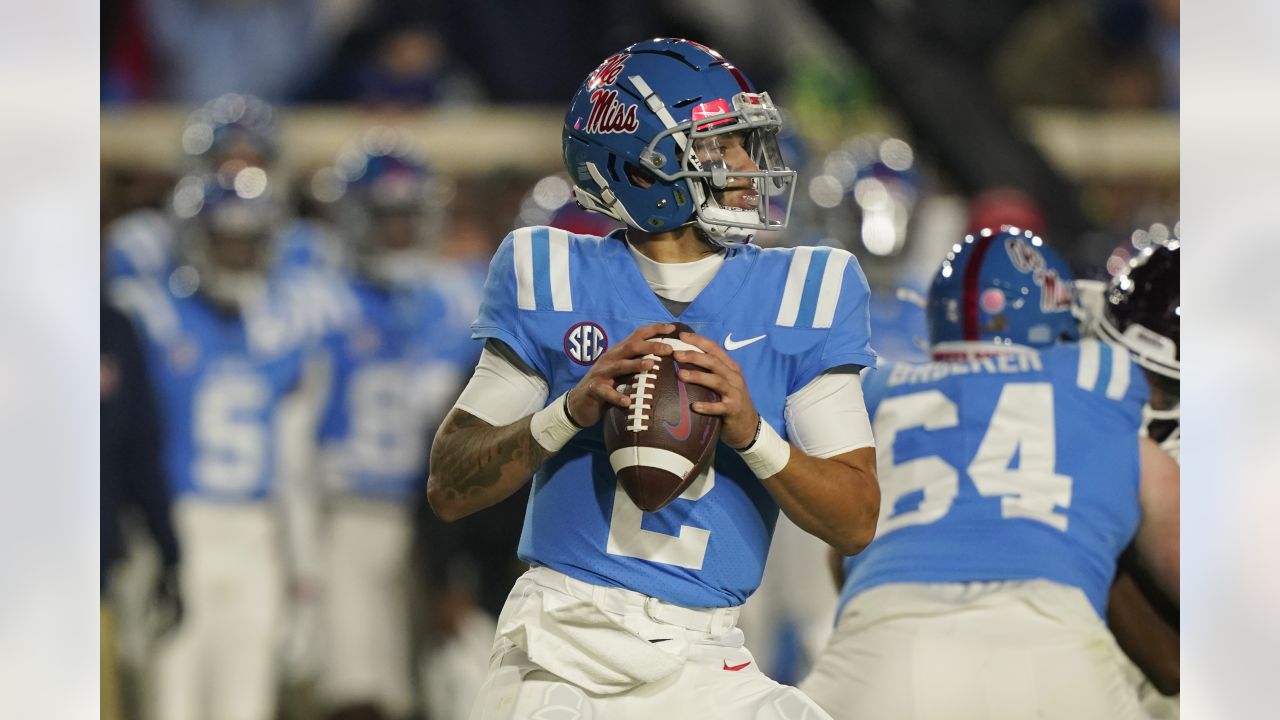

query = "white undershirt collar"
[{"left": 625, "top": 240, "right": 725, "bottom": 302}]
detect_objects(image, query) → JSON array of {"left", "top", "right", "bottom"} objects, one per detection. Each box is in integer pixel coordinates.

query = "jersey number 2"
[
  {"left": 606, "top": 465, "right": 715, "bottom": 569},
  {"left": 873, "top": 383, "right": 1072, "bottom": 535}
]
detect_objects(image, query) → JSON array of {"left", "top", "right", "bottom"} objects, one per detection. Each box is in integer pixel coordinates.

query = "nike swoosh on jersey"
[
  {"left": 722, "top": 660, "right": 752, "bottom": 671},
  {"left": 723, "top": 333, "right": 766, "bottom": 351}
]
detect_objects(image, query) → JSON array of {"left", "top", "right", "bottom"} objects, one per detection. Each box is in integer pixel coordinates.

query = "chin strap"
[{"left": 687, "top": 180, "right": 755, "bottom": 246}]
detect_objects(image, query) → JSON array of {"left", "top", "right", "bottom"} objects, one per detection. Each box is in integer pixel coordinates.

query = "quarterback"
[{"left": 428, "top": 38, "right": 879, "bottom": 718}]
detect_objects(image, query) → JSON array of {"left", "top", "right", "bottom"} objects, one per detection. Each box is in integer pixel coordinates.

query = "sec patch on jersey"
[{"left": 603, "top": 323, "right": 720, "bottom": 512}]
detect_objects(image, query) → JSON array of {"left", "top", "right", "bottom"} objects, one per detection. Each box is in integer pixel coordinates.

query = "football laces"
[{"left": 625, "top": 354, "right": 661, "bottom": 432}]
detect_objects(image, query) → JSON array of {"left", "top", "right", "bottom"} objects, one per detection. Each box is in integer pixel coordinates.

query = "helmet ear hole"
[{"left": 624, "top": 163, "right": 655, "bottom": 189}]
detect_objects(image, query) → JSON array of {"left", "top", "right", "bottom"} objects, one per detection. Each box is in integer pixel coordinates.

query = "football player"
[
  {"left": 314, "top": 131, "right": 481, "bottom": 720},
  {"left": 1098, "top": 239, "right": 1180, "bottom": 460},
  {"left": 118, "top": 173, "right": 326, "bottom": 720},
  {"left": 427, "top": 38, "right": 880, "bottom": 718},
  {"left": 1099, "top": 239, "right": 1181, "bottom": 719},
  {"left": 800, "top": 226, "right": 1179, "bottom": 719},
  {"left": 105, "top": 94, "right": 279, "bottom": 286}
]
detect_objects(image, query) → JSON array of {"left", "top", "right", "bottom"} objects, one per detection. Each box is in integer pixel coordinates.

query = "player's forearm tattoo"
[{"left": 430, "top": 410, "right": 552, "bottom": 511}]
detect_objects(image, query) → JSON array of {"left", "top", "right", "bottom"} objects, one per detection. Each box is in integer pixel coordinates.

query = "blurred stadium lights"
[
  {"left": 103, "top": 106, "right": 566, "bottom": 176},
  {"left": 102, "top": 106, "right": 1177, "bottom": 181}
]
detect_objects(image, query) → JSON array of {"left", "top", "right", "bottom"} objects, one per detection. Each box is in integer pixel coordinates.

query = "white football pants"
[
  {"left": 801, "top": 580, "right": 1147, "bottom": 720},
  {"left": 468, "top": 566, "right": 833, "bottom": 720},
  {"left": 320, "top": 498, "right": 414, "bottom": 716},
  {"left": 151, "top": 501, "right": 285, "bottom": 720}
]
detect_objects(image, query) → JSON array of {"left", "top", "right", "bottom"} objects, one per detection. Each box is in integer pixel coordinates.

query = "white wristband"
[
  {"left": 529, "top": 393, "right": 581, "bottom": 453},
  {"left": 736, "top": 418, "right": 791, "bottom": 479}
]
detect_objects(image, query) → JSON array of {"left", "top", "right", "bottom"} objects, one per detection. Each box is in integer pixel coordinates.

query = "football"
[{"left": 603, "top": 323, "right": 721, "bottom": 512}]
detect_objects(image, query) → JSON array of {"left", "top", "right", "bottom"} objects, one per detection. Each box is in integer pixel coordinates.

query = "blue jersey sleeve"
[
  {"left": 471, "top": 232, "right": 550, "bottom": 378},
  {"left": 793, "top": 252, "right": 877, "bottom": 390}
]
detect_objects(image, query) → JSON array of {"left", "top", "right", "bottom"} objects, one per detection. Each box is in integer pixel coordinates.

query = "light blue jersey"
[
  {"left": 127, "top": 284, "right": 308, "bottom": 502},
  {"left": 838, "top": 340, "right": 1149, "bottom": 618},
  {"left": 473, "top": 227, "right": 876, "bottom": 608},
  {"left": 318, "top": 277, "right": 480, "bottom": 500}
]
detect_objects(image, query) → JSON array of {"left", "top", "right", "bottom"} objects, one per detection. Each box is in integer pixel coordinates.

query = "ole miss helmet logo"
[
  {"left": 587, "top": 89, "right": 639, "bottom": 134},
  {"left": 589, "top": 53, "right": 630, "bottom": 89},
  {"left": 581, "top": 53, "right": 639, "bottom": 135},
  {"left": 1004, "top": 235, "right": 1072, "bottom": 313}
]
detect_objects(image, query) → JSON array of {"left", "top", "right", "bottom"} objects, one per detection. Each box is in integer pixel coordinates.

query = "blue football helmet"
[
  {"left": 332, "top": 127, "right": 446, "bottom": 284},
  {"left": 562, "top": 38, "right": 797, "bottom": 245},
  {"left": 926, "top": 226, "right": 1079, "bottom": 348},
  {"left": 170, "top": 168, "right": 282, "bottom": 310},
  {"left": 181, "top": 94, "right": 278, "bottom": 174}
]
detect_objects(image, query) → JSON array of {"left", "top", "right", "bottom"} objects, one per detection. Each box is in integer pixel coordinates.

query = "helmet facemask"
[
  {"left": 337, "top": 167, "right": 446, "bottom": 286},
  {"left": 642, "top": 92, "right": 796, "bottom": 244},
  {"left": 186, "top": 205, "right": 275, "bottom": 311}
]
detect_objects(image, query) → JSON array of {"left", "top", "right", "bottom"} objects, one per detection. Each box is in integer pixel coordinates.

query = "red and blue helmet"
[
  {"left": 927, "top": 226, "right": 1079, "bottom": 349},
  {"left": 562, "top": 38, "right": 796, "bottom": 245}
]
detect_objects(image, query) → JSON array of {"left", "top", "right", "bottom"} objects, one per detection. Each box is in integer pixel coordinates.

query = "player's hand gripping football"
[
  {"left": 672, "top": 331, "right": 760, "bottom": 449},
  {"left": 564, "top": 323, "right": 676, "bottom": 427}
]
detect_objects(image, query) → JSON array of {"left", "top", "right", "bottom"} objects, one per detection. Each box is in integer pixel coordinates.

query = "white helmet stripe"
[{"left": 628, "top": 74, "right": 687, "bottom": 152}]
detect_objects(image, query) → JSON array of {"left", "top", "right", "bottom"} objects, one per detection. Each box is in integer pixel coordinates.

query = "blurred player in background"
[
  {"left": 428, "top": 38, "right": 880, "bottom": 718},
  {"left": 802, "top": 226, "right": 1179, "bottom": 720},
  {"left": 115, "top": 172, "right": 326, "bottom": 720},
  {"left": 1099, "top": 239, "right": 1181, "bottom": 719},
  {"left": 313, "top": 130, "right": 481, "bottom": 720},
  {"left": 106, "top": 94, "right": 278, "bottom": 286},
  {"left": 101, "top": 288, "right": 182, "bottom": 720}
]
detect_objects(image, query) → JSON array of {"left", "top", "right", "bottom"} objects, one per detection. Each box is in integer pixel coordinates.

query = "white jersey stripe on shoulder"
[
  {"left": 813, "top": 249, "right": 851, "bottom": 329},
  {"left": 776, "top": 246, "right": 814, "bottom": 327},
  {"left": 1076, "top": 338, "right": 1101, "bottom": 391},
  {"left": 547, "top": 227, "right": 573, "bottom": 311},
  {"left": 1106, "top": 345, "right": 1131, "bottom": 399},
  {"left": 513, "top": 227, "right": 536, "bottom": 311}
]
